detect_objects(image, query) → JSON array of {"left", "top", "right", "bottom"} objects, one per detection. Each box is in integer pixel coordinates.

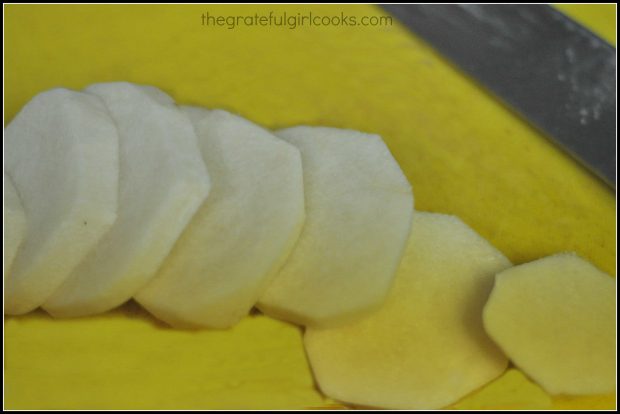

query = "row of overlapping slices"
[{"left": 4, "top": 82, "right": 615, "bottom": 409}]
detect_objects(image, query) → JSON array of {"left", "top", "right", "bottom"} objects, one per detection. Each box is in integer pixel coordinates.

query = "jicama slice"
[
  {"left": 483, "top": 253, "right": 616, "bottom": 395},
  {"left": 258, "top": 126, "right": 413, "bottom": 328},
  {"left": 135, "top": 108, "right": 305, "bottom": 329},
  {"left": 304, "top": 212, "right": 511, "bottom": 409},
  {"left": 4, "top": 173, "right": 27, "bottom": 275},
  {"left": 4, "top": 88, "right": 119, "bottom": 315},
  {"left": 44, "top": 83, "right": 210, "bottom": 317}
]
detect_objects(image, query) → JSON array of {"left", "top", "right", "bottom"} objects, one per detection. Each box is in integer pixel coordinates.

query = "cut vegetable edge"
[{"left": 4, "top": 172, "right": 27, "bottom": 275}]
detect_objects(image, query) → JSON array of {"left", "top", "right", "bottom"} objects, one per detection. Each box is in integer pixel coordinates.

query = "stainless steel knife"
[{"left": 382, "top": 4, "right": 616, "bottom": 187}]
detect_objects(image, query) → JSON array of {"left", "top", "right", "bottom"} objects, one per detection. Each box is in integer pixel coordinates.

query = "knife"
[{"left": 382, "top": 4, "right": 616, "bottom": 187}]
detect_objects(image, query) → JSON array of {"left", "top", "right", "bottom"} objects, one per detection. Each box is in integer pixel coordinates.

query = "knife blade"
[{"left": 382, "top": 4, "right": 616, "bottom": 187}]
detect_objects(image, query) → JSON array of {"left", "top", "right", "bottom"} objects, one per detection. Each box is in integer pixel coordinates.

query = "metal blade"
[{"left": 383, "top": 4, "right": 616, "bottom": 187}]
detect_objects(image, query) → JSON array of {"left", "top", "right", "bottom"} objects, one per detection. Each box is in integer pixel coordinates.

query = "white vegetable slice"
[
  {"left": 257, "top": 126, "right": 413, "bottom": 328},
  {"left": 44, "top": 83, "right": 210, "bottom": 317},
  {"left": 304, "top": 212, "right": 511, "bottom": 410},
  {"left": 483, "top": 253, "right": 616, "bottom": 396},
  {"left": 4, "top": 88, "right": 119, "bottom": 315},
  {"left": 4, "top": 173, "right": 27, "bottom": 275},
  {"left": 135, "top": 108, "right": 305, "bottom": 329}
]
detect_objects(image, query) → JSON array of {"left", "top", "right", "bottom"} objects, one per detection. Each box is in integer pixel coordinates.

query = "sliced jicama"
[
  {"left": 44, "top": 83, "right": 210, "bottom": 317},
  {"left": 135, "top": 108, "right": 305, "bottom": 329},
  {"left": 257, "top": 126, "right": 413, "bottom": 328},
  {"left": 304, "top": 212, "right": 511, "bottom": 410},
  {"left": 4, "top": 88, "right": 119, "bottom": 315},
  {"left": 4, "top": 173, "right": 27, "bottom": 275},
  {"left": 483, "top": 253, "right": 616, "bottom": 396}
]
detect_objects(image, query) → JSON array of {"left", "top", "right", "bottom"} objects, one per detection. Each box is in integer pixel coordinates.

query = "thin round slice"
[
  {"left": 4, "top": 88, "right": 119, "bottom": 315},
  {"left": 258, "top": 126, "right": 413, "bottom": 328},
  {"left": 304, "top": 212, "right": 511, "bottom": 410},
  {"left": 483, "top": 253, "right": 616, "bottom": 395},
  {"left": 44, "top": 83, "right": 210, "bottom": 317},
  {"left": 4, "top": 173, "right": 27, "bottom": 275},
  {"left": 135, "top": 108, "right": 305, "bottom": 329}
]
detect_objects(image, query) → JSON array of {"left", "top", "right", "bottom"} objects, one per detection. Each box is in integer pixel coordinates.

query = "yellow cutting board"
[{"left": 4, "top": 4, "right": 616, "bottom": 410}]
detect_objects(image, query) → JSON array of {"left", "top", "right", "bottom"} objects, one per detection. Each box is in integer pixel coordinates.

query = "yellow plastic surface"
[
  {"left": 555, "top": 3, "right": 617, "bottom": 45},
  {"left": 4, "top": 4, "right": 616, "bottom": 410}
]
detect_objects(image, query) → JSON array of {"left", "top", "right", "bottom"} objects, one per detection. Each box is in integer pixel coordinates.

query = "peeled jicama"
[
  {"left": 135, "top": 108, "right": 305, "bottom": 329},
  {"left": 4, "top": 88, "right": 119, "bottom": 315},
  {"left": 4, "top": 173, "right": 27, "bottom": 275},
  {"left": 304, "top": 212, "right": 511, "bottom": 409},
  {"left": 483, "top": 253, "right": 616, "bottom": 396},
  {"left": 258, "top": 126, "right": 414, "bottom": 328},
  {"left": 44, "top": 83, "right": 210, "bottom": 317}
]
